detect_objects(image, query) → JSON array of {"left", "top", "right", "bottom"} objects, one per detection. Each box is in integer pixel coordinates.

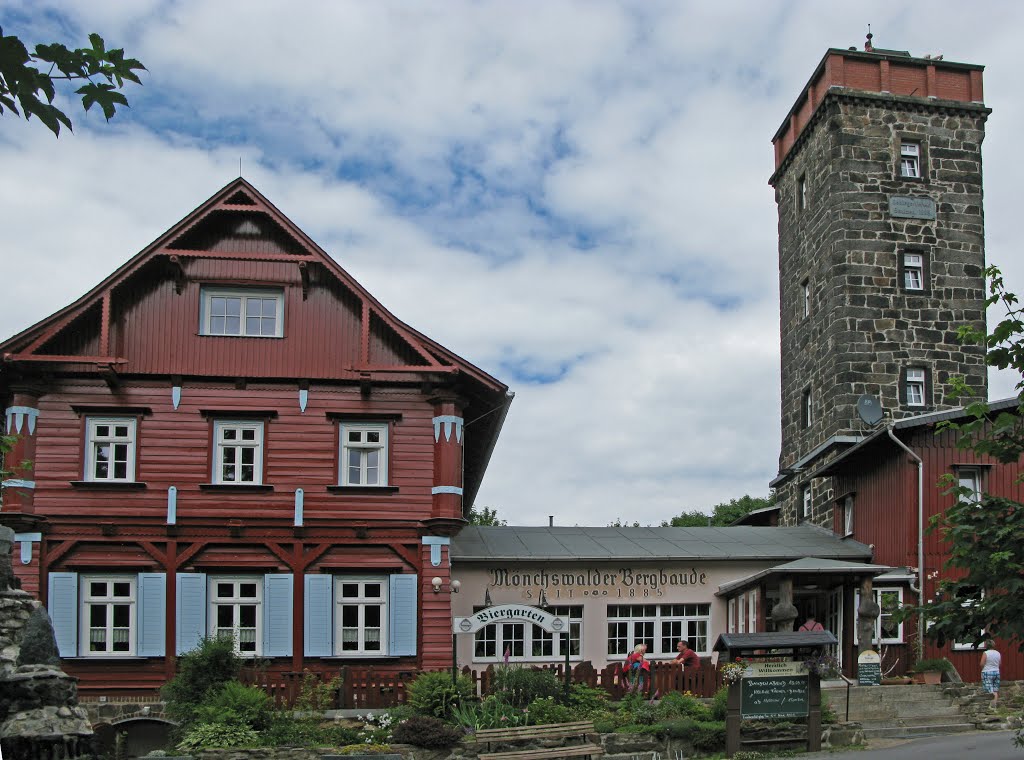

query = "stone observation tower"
[{"left": 769, "top": 35, "right": 990, "bottom": 525}]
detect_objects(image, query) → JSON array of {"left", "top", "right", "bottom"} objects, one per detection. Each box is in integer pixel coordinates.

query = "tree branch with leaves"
[{"left": 0, "top": 27, "right": 145, "bottom": 136}]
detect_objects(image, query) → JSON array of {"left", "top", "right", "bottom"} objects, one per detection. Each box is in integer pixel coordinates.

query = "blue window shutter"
[
  {"left": 176, "top": 573, "right": 206, "bottom": 655},
  {"left": 304, "top": 574, "right": 333, "bottom": 657},
  {"left": 263, "top": 574, "right": 293, "bottom": 657},
  {"left": 388, "top": 574, "right": 417, "bottom": 657},
  {"left": 137, "top": 573, "right": 166, "bottom": 657},
  {"left": 48, "top": 572, "right": 78, "bottom": 658}
]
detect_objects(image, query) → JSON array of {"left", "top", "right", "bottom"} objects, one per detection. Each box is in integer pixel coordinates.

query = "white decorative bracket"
[
  {"left": 421, "top": 536, "right": 451, "bottom": 567},
  {"left": 5, "top": 406, "right": 38, "bottom": 435},
  {"left": 172, "top": 385, "right": 182, "bottom": 410},
  {"left": 299, "top": 389, "right": 308, "bottom": 413},
  {"left": 432, "top": 415, "right": 464, "bottom": 443},
  {"left": 431, "top": 486, "right": 463, "bottom": 496},
  {"left": 14, "top": 533, "right": 41, "bottom": 565},
  {"left": 294, "top": 488, "right": 304, "bottom": 526},
  {"left": 167, "top": 486, "right": 177, "bottom": 524}
]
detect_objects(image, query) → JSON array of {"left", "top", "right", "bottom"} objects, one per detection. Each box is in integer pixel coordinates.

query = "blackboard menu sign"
[
  {"left": 740, "top": 675, "right": 809, "bottom": 719},
  {"left": 858, "top": 650, "right": 881, "bottom": 686}
]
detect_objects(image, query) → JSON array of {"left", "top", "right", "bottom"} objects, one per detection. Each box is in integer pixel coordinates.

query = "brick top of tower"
[{"left": 771, "top": 44, "right": 985, "bottom": 174}]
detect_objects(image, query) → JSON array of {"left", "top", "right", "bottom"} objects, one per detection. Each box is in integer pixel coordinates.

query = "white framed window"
[
  {"left": 900, "top": 142, "right": 921, "bottom": 178},
  {"left": 85, "top": 417, "right": 137, "bottom": 482},
  {"left": 335, "top": 577, "right": 387, "bottom": 655},
  {"left": 210, "top": 577, "right": 261, "bottom": 655},
  {"left": 956, "top": 467, "right": 982, "bottom": 505},
  {"left": 81, "top": 575, "right": 136, "bottom": 656},
  {"left": 952, "top": 587, "right": 985, "bottom": 650},
  {"left": 728, "top": 597, "right": 736, "bottom": 633},
  {"left": 737, "top": 594, "right": 746, "bottom": 633},
  {"left": 608, "top": 603, "right": 711, "bottom": 658},
  {"left": 473, "top": 606, "right": 582, "bottom": 662},
  {"left": 747, "top": 589, "right": 758, "bottom": 633},
  {"left": 201, "top": 287, "right": 283, "bottom": 338},
  {"left": 903, "top": 253, "right": 924, "bottom": 290},
  {"left": 214, "top": 420, "right": 264, "bottom": 484},
  {"left": 340, "top": 423, "right": 388, "bottom": 486},
  {"left": 853, "top": 587, "right": 903, "bottom": 645},
  {"left": 905, "top": 368, "right": 926, "bottom": 407},
  {"left": 843, "top": 494, "right": 854, "bottom": 536},
  {"left": 802, "top": 486, "right": 812, "bottom": 519}
]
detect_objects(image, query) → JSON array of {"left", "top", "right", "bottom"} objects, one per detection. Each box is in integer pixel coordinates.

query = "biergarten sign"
[{"left": 453, "top": 604, "right": 566, "bottom": 634}]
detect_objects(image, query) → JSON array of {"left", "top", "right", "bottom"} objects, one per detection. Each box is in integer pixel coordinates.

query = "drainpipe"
[{"left": 886, "top": 425, "right": 924, "bottom": 655}]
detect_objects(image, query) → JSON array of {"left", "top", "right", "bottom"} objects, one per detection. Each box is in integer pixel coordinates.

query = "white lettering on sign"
[{"left": 453, "top": 604, "right": 565, "bottom": 634}]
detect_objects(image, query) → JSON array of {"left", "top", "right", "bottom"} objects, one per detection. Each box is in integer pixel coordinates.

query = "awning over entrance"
[{"left": 715, "top": 557, "right": 892, "bottom": 597}]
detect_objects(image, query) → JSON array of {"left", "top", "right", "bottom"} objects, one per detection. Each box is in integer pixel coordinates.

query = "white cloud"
[{"left": 1, "top": 0, "right": 1022, "bottom": 526}]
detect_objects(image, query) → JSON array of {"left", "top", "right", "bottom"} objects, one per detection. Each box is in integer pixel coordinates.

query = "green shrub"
[
  {"left": 294, "top": 670, "right": 341, "bottom": 711},
  {"left": 710, "top": 686, "right": 729, "bottom": 721},
  {"left": 450, "top": 695, "right": 526, "bottom": 730},
  {"left": 822, "top": 693, "right": 837, "bottom": 724},
  {"left": 913, "top": 657, "right": 954, "bottom": 673},
  {"left": 690, "top": 720, "right": 726, "bottom": 751},
  {"left": 614, "top": 723, "right": 663, "bottom": 735},
  {"left": 568, "top": 684, "right": 608, "bottom": 717},
  {"left": 176, "top": 722, "right": 259, "bottom": 751},
  {"left": 391, "top": 714, "right": 465, "bottom": 748},
  {"left": 162, "top": 636, "right": 241, "bottom": 725},
  {"left": 193, "top": 680, "right": 273, "bottom": 730},
  {"left": 661, "top": 717, "right": 697, "bottom": 738},
  {"left": 655, "top": 691, "right": 710, "bottom": 720},
  {"left": 616, "top": 693, "right": 657, "bottom": 725},
  {"left": 489, "top": 665, "right": 562, "bottom": 707},
  {"left": 526, "top": 696, "right": 575, "bottom": 725},
  {"left": 407, "top": 671, "right": 475, "bottom": 720},
  {"left": 591, "top": 711, "right": 619, "bottom": 734}
]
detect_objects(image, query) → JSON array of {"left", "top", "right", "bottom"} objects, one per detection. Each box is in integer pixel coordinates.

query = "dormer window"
[{"left": 200, "top": 287, "right": 283, "bottom": 337}]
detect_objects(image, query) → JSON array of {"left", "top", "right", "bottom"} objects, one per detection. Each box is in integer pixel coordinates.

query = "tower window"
[
  {"left": 900, "top": 142, "right": 921, "bottom": 178},
  {"left": 903, "top": 253, "right": 924, "bottom": 290},
  {"left": 802, "top": 486, "right": 812, "bottom": 520},
  {"left": 904, "top": 368, "right": 926, "bottom": 407},
  {"left": 801, "top": 388, "right": 812, "bottom": 428},
  {"left": 801, "top": 279, "right": 811, "bottom": 318},
  {"left": 797, "top": 175, "right": 807, "bottom": 211}
]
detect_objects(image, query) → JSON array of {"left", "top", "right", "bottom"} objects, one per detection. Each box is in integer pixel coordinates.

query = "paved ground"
[{"left": 800, "top": 729, "right": 1020, "bottom": 759}]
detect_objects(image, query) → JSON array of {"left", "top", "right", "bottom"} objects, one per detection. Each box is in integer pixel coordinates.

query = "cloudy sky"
[{"left": 2, "top": 1, "right": 1022, "bottom": 527}]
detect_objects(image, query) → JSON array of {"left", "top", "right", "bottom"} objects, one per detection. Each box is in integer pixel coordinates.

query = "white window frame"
[
  {"left": 85, "top": 417, "right": 137, "bottom": 482},
  {"left": 728, "top": 597, "right": 736, "bottom": 633},
  {"left": 906, "top": 368, "right": 926, "bottom": 407},
  {"left": 473, "top": 605, "right": 582, "bottom": 663},
  {"left": 340, "top": 422, "right": 389, "bottom": 487},
  {"left": 334, "top": 576, "right": 388, "bottom": 656},
  {"left": 607, "top": 603, "right": 711, "bottom": 658},
  {"left": 747, "top": 589, "right": 758, "bottom": 633},
  {"left": 737, "top": 594, "right": 746, "bottom": 633},
  {"left": 802, "top": 486, "right": 812, "bottom": 519},
  {"left": 843, "top": 494, "right": 854, "bottom": 536},
  {"left": 209, "top": 576, "right": 262, "bottom": 655},
  {"left": 956, "top": 467, "right": 982, "bottom": 505},
  {"left": 80, "top": 575, "right": 137, "bottom": 656},
  {"left": 952, "top": 588, "right": 985, "bottom": 651},
  {"left": 903, "top": 253, "right": 924, "bottom": 290},
  {"left": 900, "top": 142, "right": 921, "bottom": 178},
  {"left": 200, "top": 287, "right": 284, "bottom": 338},
  {"left": 213, "top": 420, "right": 264, "bottom": 485}
]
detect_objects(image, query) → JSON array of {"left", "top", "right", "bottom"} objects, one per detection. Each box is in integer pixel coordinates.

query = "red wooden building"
[
  {"left": 814, "top": 401, "right": 1024, "bottom": 681},
  {"left": 0, "top": 179, "right": 511, "bottom": 696}
]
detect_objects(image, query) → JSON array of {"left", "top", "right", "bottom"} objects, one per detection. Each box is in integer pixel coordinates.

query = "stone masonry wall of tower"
[{"left": 770, "top": 49, "right": 991, "bottom": 527}]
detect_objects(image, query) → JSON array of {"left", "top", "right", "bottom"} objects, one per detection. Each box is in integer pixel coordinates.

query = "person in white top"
[{"left": 980, "top": 639, "right": 1002, "bottom": 705}]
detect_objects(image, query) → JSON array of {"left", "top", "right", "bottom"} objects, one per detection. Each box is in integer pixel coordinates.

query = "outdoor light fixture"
[{"left": 431, "top": 577, "right": 461, "bottom": 593}]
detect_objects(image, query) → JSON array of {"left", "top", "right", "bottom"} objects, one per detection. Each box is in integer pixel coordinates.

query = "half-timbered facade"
[{"left": 0, "top": 179, "right": 511, "bottom": 696}]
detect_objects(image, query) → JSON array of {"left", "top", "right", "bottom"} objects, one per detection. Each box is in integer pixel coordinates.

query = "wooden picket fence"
[{"left": 241, "top": 660, "right": 722, "bottom": 710}]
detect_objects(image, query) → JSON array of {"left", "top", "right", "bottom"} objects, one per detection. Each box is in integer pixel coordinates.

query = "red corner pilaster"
[
  {"left": 430, "top": 395, "right": 465, "bottom": 520},
  {"left": 419, "top": 541, "right": 454, "bottom": 670}
]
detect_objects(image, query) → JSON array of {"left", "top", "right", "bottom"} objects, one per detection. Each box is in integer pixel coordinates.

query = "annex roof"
[
  {"left": 713, "top": 631, "right": 837, "bottom": 652},
  {"left": 716, "top": 557, "right": 891, "bottom": 597},
  {"left": 451, "top": 525, "right": 873, "bottom": 563},
  {"left": 811, "top": 397, "right": 1020, "bottom": 478}
]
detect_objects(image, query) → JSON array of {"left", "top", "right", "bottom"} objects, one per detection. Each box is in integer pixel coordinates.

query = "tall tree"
[
  {"left": 661, "top": 494, "right": 775, "bottom": 528},
  {"left": 1, "top": 27, "right": 145, "bottom": 136},
  {"left": 466, "top": 505, "right": 506, "bottom": 526},
  {"left": 918, "top": 266, "right": 1024, "bottom": 661}
]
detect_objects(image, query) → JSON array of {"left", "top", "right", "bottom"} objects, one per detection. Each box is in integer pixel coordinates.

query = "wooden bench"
[{"left": 475, "top": 720, "right": 604, "bottom": 760}]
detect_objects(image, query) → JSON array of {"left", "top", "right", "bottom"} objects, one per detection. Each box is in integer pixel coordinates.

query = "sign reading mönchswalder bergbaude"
[{"left": 453, "top": 604, "right": 566, "bottom": 634}]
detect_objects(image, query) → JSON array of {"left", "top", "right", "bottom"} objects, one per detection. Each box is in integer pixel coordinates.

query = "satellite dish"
[{"left": 856, "top": 394, "right": 884, "bottom": 426}]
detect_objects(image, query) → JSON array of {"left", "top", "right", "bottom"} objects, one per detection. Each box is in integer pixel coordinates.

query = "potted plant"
[{"left": 909, "top": 657, "right": 954, "bottom": 685}]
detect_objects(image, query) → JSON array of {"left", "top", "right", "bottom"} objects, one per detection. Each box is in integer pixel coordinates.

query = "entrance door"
[{"left": 824, "top": 587, "right": 843, "bottom": 668}]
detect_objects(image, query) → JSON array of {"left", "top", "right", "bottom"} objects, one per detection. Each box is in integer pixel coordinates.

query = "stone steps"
[{"left": 823, "top": 683, "right": 982, "bottom": 740}]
